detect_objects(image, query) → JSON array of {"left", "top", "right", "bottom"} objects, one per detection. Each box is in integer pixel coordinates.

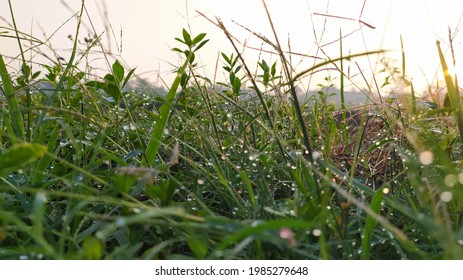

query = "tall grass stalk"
[
  {"left": 0, "top": 54, "right": 24, "bottom": 139},
  {"left": 339, "top": 30, "right": 348, "bottom": 143},
  {"left": 6, "top": 0, "right": 30, "bottom": 140},
  {"left": 144, "top": 53, "right": 193, "bottom": 166},
  {"left": 436, "top": 40, "right": 463, "bottom": 150},
  {"left": 34, "top": 1, "right": 85, "bottom": 136}
]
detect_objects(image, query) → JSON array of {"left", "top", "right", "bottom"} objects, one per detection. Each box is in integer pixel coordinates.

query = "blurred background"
[{"left": 1, "top": 0, "right": 463, "bottom": 94}]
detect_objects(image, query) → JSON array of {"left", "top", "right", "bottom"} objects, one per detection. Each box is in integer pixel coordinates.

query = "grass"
[{"left": 1, "top": 1, "right": 463, "bottom": 259}]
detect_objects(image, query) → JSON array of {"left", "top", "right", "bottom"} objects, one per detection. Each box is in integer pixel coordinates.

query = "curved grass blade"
[
  {"left": 360, "top": 187, "right": 384, "bottom": 259},
  {"left": 144, "top": 52, "right": 193, "bottom": 166},
  {"left": 436, "top": 40, "right": 463, "bottom": 149}
]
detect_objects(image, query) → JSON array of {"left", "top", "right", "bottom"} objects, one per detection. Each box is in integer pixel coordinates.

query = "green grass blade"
[
  {"left": 216, "top": 218, "right": 312, "bottom": 251},
  {"left": 239, "top": 170, "right": 256, "bottom": 209},
  {"left": 360, "top": 188, "right": 384, "bottom": 260},
  {"left": 0, "top": 53, "right": 25, "bottom": 138},
  {"left": 436, "top": 40, "right": 463, "bottom": 148},
  {"left": 144, "top": 52, "right": 192, "bottom": 166}
]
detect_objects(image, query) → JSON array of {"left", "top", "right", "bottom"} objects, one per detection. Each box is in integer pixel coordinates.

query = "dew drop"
[{"left": 59, "top": 139, "right": 69, "bottom": 147}]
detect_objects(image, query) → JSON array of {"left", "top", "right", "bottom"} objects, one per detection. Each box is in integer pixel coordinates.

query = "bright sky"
[{"left": 1, "top": 0, "right": 463, "bottom": 93}]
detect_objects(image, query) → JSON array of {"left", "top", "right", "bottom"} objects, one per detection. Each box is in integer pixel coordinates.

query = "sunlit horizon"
[{"left": 1, "top": 0, "right": 463, "bottom": 95}]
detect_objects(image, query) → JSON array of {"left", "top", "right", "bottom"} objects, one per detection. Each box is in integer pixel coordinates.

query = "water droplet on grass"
[
  {"left": 249, "top": 154, "right": 259, "bottom": 161},
  {"left": 59, "top": 139, "right": 69, "bottom": 147}
]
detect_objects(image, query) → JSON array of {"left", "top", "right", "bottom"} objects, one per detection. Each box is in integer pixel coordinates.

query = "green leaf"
[
  {"left": 221, "top": 52, "right": 231, "bottom": 64},
  {"left": 182, "top": 28, "right": 192, "bottom": 46},
  {"left": 259, "top": 60, "right": 269, "bottom": 71},
  {"left": 122, "top": 67, "right": 136, "bottom": 88},
  {"left": 192, "top": 33, "right": 207, "bottom": 45},
  {"left": 104, "top": 74, "right": 122, "bottom": 103},
  {"left": 271, "top": 62, "right": 277, "bottom": 76},
  {"left": 233, "top": 76, "right": 241, "bottom": 94},
  {"left": 174, "top": 38, "right": 185, "bottom": 45},
  {"left": 0, "top": 143, "right": 48, "bottom": 177},
  {"left": 112, "top": 60, "right": 124, "bottom": 83},
  {"left": 31, "top": 71, "right": 41, "bottom": 80},
  {"left": 193, "top": 39, "right": 209, "bottom": 52},
  {"left": 263, "top": 71, "right": 269, "bottom": 84},
  {"left": 172, "top": 47, "right": 183, "bottom": 53}
]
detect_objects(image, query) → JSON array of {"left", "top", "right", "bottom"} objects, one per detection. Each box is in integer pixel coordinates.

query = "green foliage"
[{"left": 1, "top": 2, "right": 463, "bottom": 261}]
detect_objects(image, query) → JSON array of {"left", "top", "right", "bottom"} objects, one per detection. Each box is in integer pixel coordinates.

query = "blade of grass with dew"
[
  {"left": 239, "top": 171, "right": 256, "bottom": 209},
  {"left": 0, "top": 53, "right": 24, "bottom": 139},
  {"left": 144, "top": 51, "right": 193, "bottom": 166},
  {"left": 360, "top": 187, "right": 384, "bottom": 259},
  {"left": 436, "top": 40, "right": 463, "bottom": 149},
  {"left": 216, "top": 218, "right": 313, "bottom": 251}
]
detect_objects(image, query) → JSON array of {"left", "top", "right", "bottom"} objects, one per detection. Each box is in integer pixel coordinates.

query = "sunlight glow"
[{"left": 1, "top": 0, "right": 463, "bottom": 92}]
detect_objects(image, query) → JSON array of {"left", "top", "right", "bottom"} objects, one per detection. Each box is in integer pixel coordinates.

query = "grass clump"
[{"left": 1, "top": 1, "right": 463, "bottom": 260}]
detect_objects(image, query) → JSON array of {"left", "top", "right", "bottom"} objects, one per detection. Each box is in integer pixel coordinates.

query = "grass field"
[{"left": 1, "top": 1, "right": 463, "bottom": 260}]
